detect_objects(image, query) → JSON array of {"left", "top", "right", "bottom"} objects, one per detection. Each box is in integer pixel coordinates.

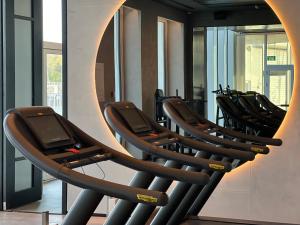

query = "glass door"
[
  {"left": 264, "top": 66, "right": 294, "bottom": 110},
  {"left": 3, "top": 0, "right": 43, "bottom": 209},
  {"left": 43, "top": 43, "right": 63, "bottom": 115},
  {"left": 264, "top": 33, "right": 294, "bottom": 110}
]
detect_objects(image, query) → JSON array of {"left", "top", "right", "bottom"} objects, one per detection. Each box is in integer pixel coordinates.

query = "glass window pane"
[
  {"left": 157, "top": 21, "right": 165, "bottom": 92},
  {"left": 15, "top": 159, "right": 32, "bottom": 192},
  {"left": 43, "top": 0, "right": 62, "bottom": 43},
  {"left": 114, "top": 11, "right": 121, "bottom": 102},
  {"left": 15, "top": 19, "right": 32, "bottom": 107},
  {"left": 46, "top": 53, "right": 63, "bottom": 115},
  {"left": 15, "top": 149, "right": 23, "bottom": 158},
  {"left": 14, "top": 0, "right": 31, "bottom": 17},
  {"left": 193, "top": 28, "right": 206, "bottom": 101},
  {"left": 239, "top": 34, "right": 264, "bottom": 93},
  {"left": 269, "top": 71, "right": 291, "bottom": 110},
  {"left": 14, "top": 18, "right": 33, "bottom": 193},
  {"left": 267, "top": 33, "right": 289, "bottom": 65}
]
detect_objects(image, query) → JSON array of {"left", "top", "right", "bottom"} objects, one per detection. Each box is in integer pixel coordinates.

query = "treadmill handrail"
[
  {"left": 238, "top": 96, "right": 281, "bottom": 127},
  {"left": 202, "top": 111, "right": 282, "bottom": 146},
  {"left": 105, "top": 105, "right": 239, "bottom": 172},
  {"left": 4, "top": 108, "right": 213, "bottom": 200},
  {"left": 64, "top": 116, "right": 210, "bottom": 185},
  {"left": 216, "top": 96, "right": 278, "bottom": 136},
  {"left": 136, "top": 108, "right": 256, "bottom": 162},
  {"left": 4, "top": 114, "right": 166, "bottom": 206},
  {"left": 162, "top": 100, "right": 269, "bottom": 155}
]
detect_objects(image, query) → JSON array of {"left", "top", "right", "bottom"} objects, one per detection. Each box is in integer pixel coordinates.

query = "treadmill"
[
  {"left": 162, "top": 98, "right": 282, "bottom": 151},
  {"left": 4, "top": 106, "right": 218, "bottom": 225},
  {"left": 216, "top": 95, "right": 277, "bottom": 137},
  {"left": 238, "top": 95, "right": 282, "bottom": 128},
  {"left": 257, "top": 94, "right": 286, "bottom": 120},
  {"left": 104, "top": 102, "right": 271, "bottom": 225}
]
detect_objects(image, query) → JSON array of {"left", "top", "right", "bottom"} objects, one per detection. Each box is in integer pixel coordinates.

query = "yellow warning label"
[
  {"left": 251, "top": 147, "right": 264, "bottom": 153},
  {"left": 137, "top": 194, "right": 158, "bottom": 203},
  {"left": 209, "top": 164, "right": 225, "bottom": 170}
]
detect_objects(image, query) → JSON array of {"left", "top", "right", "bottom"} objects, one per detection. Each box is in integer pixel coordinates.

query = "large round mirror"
[
  {"left": 65, "top": 1, "right": 300, "bottom": 224},
  {"left": 96, "top": 0, "right": 292, "bottom": 138}
]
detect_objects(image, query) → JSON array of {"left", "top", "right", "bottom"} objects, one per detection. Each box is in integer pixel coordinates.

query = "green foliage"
[{"left": 47, "top": 54, "right": 62, "bottom": 82}]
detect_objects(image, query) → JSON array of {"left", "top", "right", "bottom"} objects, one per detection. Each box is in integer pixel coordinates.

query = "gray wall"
[
  {"left": 67, "top": 0, "right": 135, "bottom": 215},
  {"left": 67, "top": 0, "right": 300, "bottom": 222}
]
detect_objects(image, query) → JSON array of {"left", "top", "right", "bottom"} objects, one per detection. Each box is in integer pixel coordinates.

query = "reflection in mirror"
[
  {"left": 205, "top": 25, "right": 293, "bottom": 125},
  {"left": 96, "top": 0, "right": 292, "bottom": 138}
]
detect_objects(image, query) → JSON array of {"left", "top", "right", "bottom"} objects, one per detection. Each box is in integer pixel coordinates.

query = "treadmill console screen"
[
  {"left": 174, "top": 103, "right": 198, "bottom": 125},
  {"left": 18, "top": 109, "right": 75, "bottom": 150},
  {"left": 119, "top": 108, "right": 153, "bottom": 134}
]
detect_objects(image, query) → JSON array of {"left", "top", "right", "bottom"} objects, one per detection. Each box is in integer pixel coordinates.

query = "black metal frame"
[
  {"left": 2, "top": 0, "right": 43, "bottom": 209},
  {"left": 0, "top": 0, "right": 3, "bottom": 211},
  {"left": 62, "top": 0, "right": 68, "bottom": 215}
]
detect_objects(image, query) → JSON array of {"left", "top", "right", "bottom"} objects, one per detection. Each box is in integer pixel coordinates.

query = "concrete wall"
[
  {"left": 67, "top": 0, "right": 134, "bottom": 214},
  {"left": 67, "top": 0, "right": 300, "bottom": 223}
]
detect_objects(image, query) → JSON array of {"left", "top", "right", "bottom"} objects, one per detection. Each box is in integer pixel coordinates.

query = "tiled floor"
[
  {"left": 0, "top": 211, "right": 106, "bottom": 225},
  {"left": 15, "top": 180, "right": 62, "bottom": 213},
  {"left": 0, "top": 212, "right": 294, "bottom": 225}
]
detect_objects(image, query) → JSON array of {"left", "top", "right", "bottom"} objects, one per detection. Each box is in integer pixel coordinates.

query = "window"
[
  {"left": 43, "top": 0, "right": 63, "bottom": 115},
  {"left": 114, "top": 10, "right": 122, "bottom": 102},
  {"left": 43, "top": 43, "right": 63, "bottom": 115},
  {"left": 157, "top": 20, "right": 166, "bottom": 93},
  {"left": 157, "top": 17, "right": 185, "bottom": 97},
  {"left": 114, "top": 6, "right": 142, "bottom": 107},
  {"left": 41, "top": 0, "right": 64, "bottom": 214},
  {"left": 201, "top": 25, "right": 294, "bottom": 123}
]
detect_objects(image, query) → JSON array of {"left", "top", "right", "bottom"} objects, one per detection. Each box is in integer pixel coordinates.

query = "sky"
[{"left": 43, "top": 0, "right": 62, "bottom": 43}]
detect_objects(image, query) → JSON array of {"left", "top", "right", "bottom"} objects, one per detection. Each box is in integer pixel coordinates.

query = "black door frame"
[
  {"left": 62, "top": 0, "right": 68, "bottom": 214},
  {"left": 2, "top": 0, "right": 43, "bottom": 209},
  {"left": 0, "top": 0, "right": 68, "bottom": 213},
  {"left": 0, "top": 0, "right": 3, "bottom": 211}
]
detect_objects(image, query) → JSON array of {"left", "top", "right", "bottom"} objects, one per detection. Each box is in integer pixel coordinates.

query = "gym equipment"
[
  {"left": 155, "top": 89, "right": 180, "bottom": 126},
  {"left": 104, "top": 102, "right": 263, "bottom": 225},
  {"left": 257, "top": 94, "right": 286, "bottom": 120},
  {"left": 162, "top": 98, "right": 281, "bottom": 151},
  {"left": 216, "top": 95, "right": 277, "bottom": 137},
  {"left": 238, "top": 94, "right": 282, "bottom": 128},
  {"left": 4, "top": 107, "right": 214, "bottom": 225},
  {"left": 154, "top": 89, "right": 206, "bottom": 128},
  {"left": 213, "top": 86, "right": 286, "bottom": 137},
  {"left": 105, "top": 102, "right": 255, "bottom": 163}
]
